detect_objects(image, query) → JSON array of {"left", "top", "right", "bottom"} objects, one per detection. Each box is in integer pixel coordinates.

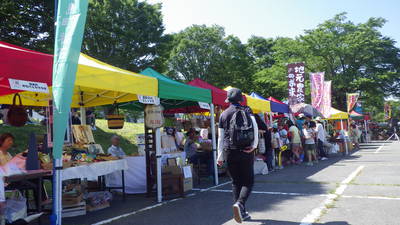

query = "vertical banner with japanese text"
[
  {"left": 287, "top": 62, "right": 305, "bottom": 105},
  {"left": 310, "top": 72, "right": 325, "bottom": 113},
  {"left": 346, "top": 93, "right": 360, "bottom": 113},
  {"left": 322, "top": 81, "right": 332, "bottom": 118}
]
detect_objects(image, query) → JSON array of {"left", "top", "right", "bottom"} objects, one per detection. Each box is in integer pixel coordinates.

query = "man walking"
[{"left": 217, "top": 88, "right": 259, "bottom": 223}]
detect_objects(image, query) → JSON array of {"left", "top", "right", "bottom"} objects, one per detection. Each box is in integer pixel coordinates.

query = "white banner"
[
  {"left": 9, "top": 78, "right": 49, "bottom": 93},
  {"left": 198, "top": 102, "right": 211, "bottom": 110},
  {"left": 138, "top": 95, "right": 160, "bottom": 105}
]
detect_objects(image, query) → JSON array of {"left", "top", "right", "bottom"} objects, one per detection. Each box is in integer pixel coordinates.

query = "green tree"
[
  {"left": 0, "top": 0, "right": 54, "bottom": 53},
  {"left": 167, "top": 25, "right": 254, "bottom": 91},
  {"left": 83, "top": 0, "right": 168, "bottom": 72},
  {"left": 246, "top": 36, "right": 276, "bottom": 70},
  {"left": 300, "top": 13, "right": 400, "bottom": 110}
]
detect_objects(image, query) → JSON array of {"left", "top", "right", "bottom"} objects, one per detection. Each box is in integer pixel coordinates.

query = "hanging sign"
[
  {"left": 138, "top": 95, "right": 160, "bottom": 105},
  {"left": 287, "top": 62, "right": 305, "bottom": 105},
  {"left": 9, "top": 79, "right": 49, "bottom": 93},
  {"left": 145, "top": 104, "right": 164, "bottom": 129},
  {"left": 198, "top": 102, "right": 211, "bottom": 110}
]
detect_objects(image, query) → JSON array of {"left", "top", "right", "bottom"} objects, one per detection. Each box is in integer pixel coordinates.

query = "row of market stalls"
[
  {"left": 0, "top": 41, "right": 278, "bottom": 222},
  {"left": 0, "top": 40, "right": 373, "bottom": 223}
]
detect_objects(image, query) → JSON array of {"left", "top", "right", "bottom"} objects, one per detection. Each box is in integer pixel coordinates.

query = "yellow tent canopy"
[
  {"left": 327, "top": 107, "right": 349, "bottom": 120},
  {"left": 224, "top": 86, "right": 271, "bottom": 113},
  {"left": 0, "top": 54, "right": 158, "bottom": 107}
]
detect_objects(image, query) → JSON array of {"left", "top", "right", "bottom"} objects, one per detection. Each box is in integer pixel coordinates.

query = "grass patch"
[
  {"left": 0, "top": 124, "right": 46, "bottom": 155},
  {"left": 0, "top": 119, "right": 144, "bottom": 156},
  {"left": 93, "top": 119, "right": 144, "bottom": 155}
]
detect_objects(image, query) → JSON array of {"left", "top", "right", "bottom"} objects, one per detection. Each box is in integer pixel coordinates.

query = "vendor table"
[
  {"left": 107, "top": 152, "right": 186, "bottom": 194},
  {"left": 62, "top": 159, "right": 128, "bottom": 200},
  {"left": 5, "top": 169, "right": 52, "bottom": 213},
  {"left": 61, "top": 159, "right": 128, "bottom": 181}
]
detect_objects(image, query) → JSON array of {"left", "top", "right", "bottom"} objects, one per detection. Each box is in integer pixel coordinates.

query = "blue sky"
[{"left": 148, "top": 0, "right": 400, "bottom": 46}]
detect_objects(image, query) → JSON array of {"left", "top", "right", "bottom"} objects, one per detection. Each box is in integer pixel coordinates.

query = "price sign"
[
  {"left": 138, "top": 95, "right": 160, "bottom": 105},
  {"left": 145, "top": 105, "right": 164, "bottom": 129}
]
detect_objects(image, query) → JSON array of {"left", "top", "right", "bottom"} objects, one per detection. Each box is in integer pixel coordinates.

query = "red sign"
[{"left": 287, "top": 62, "right": 305, "bottom": 105}]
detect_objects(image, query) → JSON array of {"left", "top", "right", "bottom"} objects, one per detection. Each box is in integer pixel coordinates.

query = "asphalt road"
[{"left": 78, "top": 141, "right": 400, "bottom": 225}]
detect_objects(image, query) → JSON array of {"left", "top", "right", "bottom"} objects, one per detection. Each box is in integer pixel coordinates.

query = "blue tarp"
[{"left": 250, "top": 92, "right": 289, "bottom": 113}]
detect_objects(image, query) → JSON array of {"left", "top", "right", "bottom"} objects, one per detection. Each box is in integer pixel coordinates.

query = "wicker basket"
[{"left": 106, "top": 114, "right": 125, "bottom": 129}]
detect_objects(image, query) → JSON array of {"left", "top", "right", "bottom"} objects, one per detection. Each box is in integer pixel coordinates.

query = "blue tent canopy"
[{"left": 250, "top": 92, "right": 289, "bottom": 113}]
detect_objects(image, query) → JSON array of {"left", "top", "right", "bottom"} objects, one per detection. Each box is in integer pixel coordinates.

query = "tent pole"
[
  {"left": 341, "top": 119, "right": 348, "bottom": 155},
  {"left": 53, "top": 158, "right": 62, "bottom": 225},
  {"left": 364, "top": 119, "right": 368, "bottom": 143},
  {"left": 80, "top": 106, "right": 86, "bottom": 125},
  {"left": 269, "top": 113, "right": 273, "bottom": 128},
  {"left": 155, "top": 128, "right": 162, "bottom": 203},
  {"left": 210, "top": 103, "right": 218, "bottom": 185}
]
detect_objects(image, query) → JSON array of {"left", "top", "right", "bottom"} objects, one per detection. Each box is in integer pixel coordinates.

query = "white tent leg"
[
  {"left": 155, "top": 128, "right": 162, "bottom": 203},
  {"left": 364, "top": 120, "right": 368, "bottom": 143},
  {"left": 80, "top": 106, "right": 86, "bottom": 125},
  {"left": 341, "top": 120, "right": 348, "bottom": 155},
  {"left": 53, "top": 158, "right": 63, "bottom": 225},
  {"left": 210, "top": 103, "right": 218, "bottom": 185}
]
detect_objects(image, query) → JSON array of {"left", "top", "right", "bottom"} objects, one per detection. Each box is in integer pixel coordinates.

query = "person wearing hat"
[{"left": 217, "top": 88, "right": 259, "bottom": 223}]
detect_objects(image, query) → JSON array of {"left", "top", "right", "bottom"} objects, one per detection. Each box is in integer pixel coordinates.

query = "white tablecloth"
[
  {"left": 106, "top": 152, "right": 186, "bottom": 194},
  {"left": 61, "top": 159, "right": 128, "bottom": 181}
]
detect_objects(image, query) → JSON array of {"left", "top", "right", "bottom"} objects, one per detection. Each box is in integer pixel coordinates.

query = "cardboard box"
[
  {"left": 162, "top": 165, "right": 182, "bottom": 175},
  {"left": 162, "top": 165, "right": 193, "bottom": 192},
  {"left": 183, "top": 177, "right": 193, "bottom": 192}
]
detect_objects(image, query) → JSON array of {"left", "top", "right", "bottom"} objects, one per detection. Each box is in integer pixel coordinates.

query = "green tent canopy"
[{"left": 121, "top": 68, "right": 212, "bottom": 111}]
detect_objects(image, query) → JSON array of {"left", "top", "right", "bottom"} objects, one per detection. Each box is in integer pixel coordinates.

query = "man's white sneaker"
[{"left": 233, "top": 202, "right": 243, "bottom": 223}]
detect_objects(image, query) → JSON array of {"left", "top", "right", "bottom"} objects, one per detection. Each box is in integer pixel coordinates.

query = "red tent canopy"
[
  {"left": 188, "top": 78, "right": 229, "bottom": 107},
  {"left": 268, "top": 96, "right": 285, "bottom": 104},
  {"left": 164, "top": 79, "right": 247, "bottom": 114},
  {"left": 0, "top": 41, "right": 52, "bottom": 96}
]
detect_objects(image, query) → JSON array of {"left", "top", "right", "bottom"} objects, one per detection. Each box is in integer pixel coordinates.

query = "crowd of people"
[{"left": 255, "top": 113, "right": 365, "bottom": 172}]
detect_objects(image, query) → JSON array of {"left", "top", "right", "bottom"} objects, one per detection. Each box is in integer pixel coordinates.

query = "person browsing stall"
[
  {"left": 287, "top": 120, "right": 302, "bottom": 164},
  {"left": 217, "top": 88, "right": 258, "bottom": 223},
  {"left": 303, "top": 122, "right": 318, "bottom": 166},
  {"left": 107, "top": 135, "right": 126, "bottom": 158}
]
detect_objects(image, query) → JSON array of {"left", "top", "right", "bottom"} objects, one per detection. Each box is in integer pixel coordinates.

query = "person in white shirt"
[
  {"left": 303, "top": 122, "right": 318, "bottom": 166},
  {"left": 107, "top": 135, "right": 126, "bottom": 158},
  {"left": 315, "top": 117, "right": 328, "bottom": 160}
]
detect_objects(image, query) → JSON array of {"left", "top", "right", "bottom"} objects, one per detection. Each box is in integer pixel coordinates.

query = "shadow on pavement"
[{"left": 46, "top": 144, "right": 375, "bottom": 225}]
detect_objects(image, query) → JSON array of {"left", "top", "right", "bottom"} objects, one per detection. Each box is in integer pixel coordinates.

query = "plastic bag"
[
  {"left": 4, "top": 190, "right": 27, "bottom": 223},
  {"left": 258, "top": 138, "right": 266, "bottom": 154},
  {"left": 331, "top": 143, "right": 339, "bottom": 154}
]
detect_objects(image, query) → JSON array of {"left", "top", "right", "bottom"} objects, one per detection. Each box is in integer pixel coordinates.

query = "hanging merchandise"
[
  {"left": 106, "top": 105, "right": 125, "bottom": 129},
  {"left": 7, "top": 93, "right": 28, "bottom": 127}
]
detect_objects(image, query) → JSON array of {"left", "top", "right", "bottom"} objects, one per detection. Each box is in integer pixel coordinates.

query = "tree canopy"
[{"left": 1, "top": 2, "right": 399, "bottom": 118}]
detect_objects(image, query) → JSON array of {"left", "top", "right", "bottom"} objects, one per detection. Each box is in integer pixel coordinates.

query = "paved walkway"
[{"left": 66, "top": 141, "right": 400, "bottom": 225}]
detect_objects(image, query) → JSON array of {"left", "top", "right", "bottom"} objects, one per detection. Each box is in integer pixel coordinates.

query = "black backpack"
[{"left": 229, "top": 106, "right": 255, "bottom": 149}]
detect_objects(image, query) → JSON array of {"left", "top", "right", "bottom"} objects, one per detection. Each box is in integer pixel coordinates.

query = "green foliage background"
[{"left": 0, "top": 1, "right": 399, "bottom": 120}]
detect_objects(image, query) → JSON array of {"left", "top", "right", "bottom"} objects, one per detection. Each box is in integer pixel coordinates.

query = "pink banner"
[
  {"left": 310, "top": 72, "right": 325, "bottom": 112},
  {"left": 287, "top": 62, "right": 305, "bottom": 105},
  {"left": 322, "top": 81, "right": 332, "bottom": 118}
]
